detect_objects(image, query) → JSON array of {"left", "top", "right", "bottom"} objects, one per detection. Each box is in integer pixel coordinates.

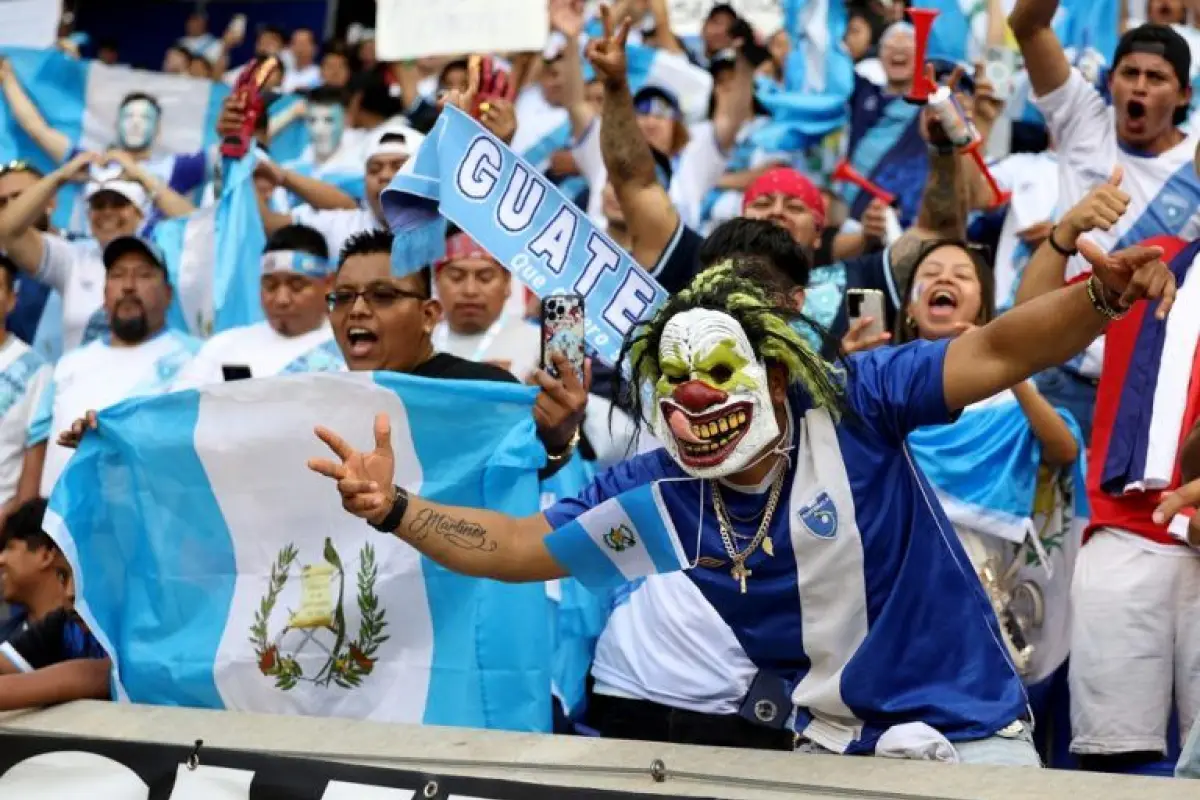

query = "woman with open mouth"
[{"left": 897, "top": 239, "right": 1083, "bottom": 681}]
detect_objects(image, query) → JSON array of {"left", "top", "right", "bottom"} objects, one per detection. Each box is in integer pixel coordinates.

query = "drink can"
[{"left": 929, "top": 85, "right": 978, "bottom": 148}]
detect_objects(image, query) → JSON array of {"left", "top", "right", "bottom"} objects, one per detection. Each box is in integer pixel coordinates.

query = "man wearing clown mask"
[
  {"left": 280, "top": 87, "right": 368, "bottom": 203},
  {"left": 311, "top": 242, "right": 1175, "bottom": 762}
]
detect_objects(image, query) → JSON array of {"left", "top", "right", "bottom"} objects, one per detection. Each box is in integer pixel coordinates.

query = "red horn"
[
  {"left": 906, "top": 7, "right": 940, "bottom": 105},
  {"left": 832, "top": 160, "right": 896, "bottom": 206},
  {"left": 963, "top": 142, "right": 1012, "bottom": 209}
]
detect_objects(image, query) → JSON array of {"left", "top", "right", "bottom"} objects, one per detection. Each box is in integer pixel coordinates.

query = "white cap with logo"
[{"left": 83, "top": 179, "right": 149, "bottom": 215}]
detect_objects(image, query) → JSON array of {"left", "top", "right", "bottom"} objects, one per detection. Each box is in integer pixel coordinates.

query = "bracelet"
[
  {"left": 369, "top": 485, "right": 409, "bottom": 533},
  {"left": 545, "top": 429, "right": 581, "bottom": 465},
  {"left": 1086, "top": 275, "right": 1127, "bottom": 321},
  {"left": 1047, "top": 226, "right": 1078, "bottom": 257}
]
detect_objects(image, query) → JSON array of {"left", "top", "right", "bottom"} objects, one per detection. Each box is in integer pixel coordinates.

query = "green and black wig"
[{"left": 616, "top": 260, "right": 848, "bottom": 431}]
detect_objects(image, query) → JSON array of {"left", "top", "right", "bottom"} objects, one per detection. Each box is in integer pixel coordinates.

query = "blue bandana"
[{"left": 261, "top": 250, "right": 332, "bottom": 279}]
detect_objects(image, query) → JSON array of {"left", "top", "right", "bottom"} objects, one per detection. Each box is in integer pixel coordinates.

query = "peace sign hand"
[
  {"left": 308, "top": 413, "right": 397, "bottom": 526},
  {"left": 585, "top": 4, "right": 631, "bottom": 85}
]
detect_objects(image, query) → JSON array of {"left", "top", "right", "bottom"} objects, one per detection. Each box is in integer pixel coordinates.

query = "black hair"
[
  {"left": 338, "top": 229, "right": 432, "bottom": 296},
  {"left": 1112, "top": 24, "right": 1194, "bottom": 126},
  {"left": 307, "top": 84, "right": 347, "bottom": 107},
  {"left": 264, "top": 224, "right": 330, "bottom": 260},
  {"left": 260, "top": 25, "right": 287, "bottom": 42},
  {"left": 354, "top": 73, "right": 402, "bottom": 120},
  {"left": 118, "top": 91, "right": 162, "bottom": 115},
  {"left": 0, "top": 252, "right": 17, "bottom": 291},
  {"left": 97, "top": 38, "right": 120, "bottom": 54},
  {"left": 706, "top": 3, "right": 739, "bottom": 25},
  {"left": 699, "top": 217, "right": 812, "bottom": 288},
  {"left": 439, "top": 59, "right": 470, "bottom": 89},
  {"left": 0, "top": 498, "right": 54, "bottom": 553},
  {"left": 291, "top": 27, "right": 317, "bottom": 41},
  {"left": 895, "top": 238, "right": 996, "bottom": 344}
]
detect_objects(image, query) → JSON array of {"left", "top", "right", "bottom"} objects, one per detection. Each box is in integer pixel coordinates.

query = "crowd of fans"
[{"left": 0, "top": 0, "right": 1199, "bottom": 781}]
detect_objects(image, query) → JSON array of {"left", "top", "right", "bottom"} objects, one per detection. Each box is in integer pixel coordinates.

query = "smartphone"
[
  {"left": 222, "top": 364, "right": 253, "bottom": 382},
  {"left": 540, "top": 293, "right": 585, "bottom": 381},
  {"left": 846, "top": 289, "right": 886, "bottom": 339}
]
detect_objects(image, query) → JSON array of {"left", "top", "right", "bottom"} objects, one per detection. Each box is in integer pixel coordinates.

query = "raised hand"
[
  {"left": 1153, "top": 480, "right": 1200, "bottom": 546},
  {"left": 841, "top": 316, "right": 891, "bottom": 355},
  {"left": 861, "top": 198, "right": 889, "bottom": 241},
  {"left": 1058, "top": 167, "right": 1130, "bottom": 238},
  {"left": 308, "top": 413, "right": 397, "bottom": 525},
  {"left": 529, "top": 353, "right": 591, "bottom": 452},
  {"left": 1078, "top": 240, "right": 1176, "bottom": 319},
  {"left": 440, "top": 55, "right": 482, "bottom": 116},
  {"left": 58, "top": 410, "right": 98, "bottom": 450},
  {"left": 549, "top": 0, "right": 585, "bottom": 39},
  {"left": 479, "top": 97, "right": 517, "bottom": 144},
  {"left": 585, "top": 4, "right": 632, "bottom": 84},
  {"left": 970, "top": 61, "right": 1005, "bottom": 129}
]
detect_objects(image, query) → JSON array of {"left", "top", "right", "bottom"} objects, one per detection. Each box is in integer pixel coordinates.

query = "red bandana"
[
  {"left": 435, "top": 232, "right": 492, "bottom": 270},
  {"left": 742, "top": 167, "right": 826, "bottom": 230}
]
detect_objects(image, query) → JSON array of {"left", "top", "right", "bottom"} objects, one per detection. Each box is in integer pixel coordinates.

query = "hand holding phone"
[
  {"left": 540, "top": 294, "right": 585, "bottom": 382},
  {"left": 846, "top": 289, "right": 887, "bottom": 340}
]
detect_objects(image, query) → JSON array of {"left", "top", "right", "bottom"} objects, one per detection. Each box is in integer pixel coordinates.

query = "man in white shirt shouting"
[
  {"left": 23, "top": 237, "right": 198, "bottom": 496},
  {"left": 1010, "top": 2, "right": 1200, "bottom": 439},
  {"left": 173, "top": 224, "right": 344, "bottom": 388}
]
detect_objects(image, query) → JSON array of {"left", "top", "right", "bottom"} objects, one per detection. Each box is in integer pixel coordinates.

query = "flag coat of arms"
[{"left": 45, "top": 372, "right": 555, "bottom": 731}]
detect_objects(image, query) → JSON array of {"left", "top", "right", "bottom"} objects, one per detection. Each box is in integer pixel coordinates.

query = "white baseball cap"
[
  {"left": 366, "top": 124, "right": 425, "bottom": 163},
  {"left": 83, "top": 179, "right": 148, "bottom": 214}
]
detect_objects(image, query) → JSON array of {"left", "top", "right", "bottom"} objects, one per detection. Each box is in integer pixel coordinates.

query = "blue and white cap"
[{"left": 102, "top": 235, "right": 168, "bottom": 273}]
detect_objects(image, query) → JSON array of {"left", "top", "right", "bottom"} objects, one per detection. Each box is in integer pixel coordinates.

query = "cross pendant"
[{"left": 731, "top": 563, "right": 751, "bottom": 594}]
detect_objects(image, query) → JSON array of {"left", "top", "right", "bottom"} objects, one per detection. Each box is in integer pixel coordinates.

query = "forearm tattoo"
[
  {"left": 405, "top": 508, "right": 498, "bottom": 552},
  {"left": 917, "top": 151, "right": 966, "bottom": 240},
  {"left": 601, "top": 80, "right": 657, "bottom": 185}
]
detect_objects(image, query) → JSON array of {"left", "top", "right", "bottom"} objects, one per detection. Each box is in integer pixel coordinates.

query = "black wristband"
[
  {"left": 1047, "top": 226, "right": 1078, "bottom": 257},
  {"left": 370, "top": 485, "right": 409, "bottom": 533}
]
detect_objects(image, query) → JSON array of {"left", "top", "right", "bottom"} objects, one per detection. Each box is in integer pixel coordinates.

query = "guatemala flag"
[
  {"left": 156, "top": 152, "right": 267, "bottom": 338},
  {"left": 0, "top": 47, "right": 228, "bottom": 231},
  {"left": 45, "top": 372, "right": 555, "bottom": 731}
]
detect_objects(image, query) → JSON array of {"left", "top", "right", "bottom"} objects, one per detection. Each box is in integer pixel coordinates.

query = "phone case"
[{"left": 540, "top": 294, "right": 585, "bottom": 381}]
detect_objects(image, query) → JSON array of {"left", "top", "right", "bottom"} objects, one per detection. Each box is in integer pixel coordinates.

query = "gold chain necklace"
[{"left": 710, "top": 469, "right": 785, "bottom": 594}]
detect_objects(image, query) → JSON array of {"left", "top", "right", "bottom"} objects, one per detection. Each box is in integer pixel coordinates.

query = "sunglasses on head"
[
  {"left": 0, "top": 160, "right": 33, "bottom": 178},
  {"left": 326, "top": 285, "right": 428, "bottom": 311}
]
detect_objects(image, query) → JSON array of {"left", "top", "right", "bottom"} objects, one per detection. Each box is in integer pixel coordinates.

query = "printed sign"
[{"left": 376, "top": 0, "right": 550, "bottom": 61}]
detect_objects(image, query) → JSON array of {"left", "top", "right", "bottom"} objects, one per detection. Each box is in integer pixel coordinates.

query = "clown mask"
[
  {"left": 306, "top": 103, "right": 346, "bottom": 160},
  {"left": 652, "top": 309, "right": 780, "bottom": 479},
  {"left": 116, "top": 98, "right": 160, "bottom": 151}
]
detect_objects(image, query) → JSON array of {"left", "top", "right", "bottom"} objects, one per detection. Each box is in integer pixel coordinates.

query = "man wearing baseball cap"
[
  {"left": 173, "top": 224, "right": 344, "bottom": 389},
  {"left": 0, "top": 151, "right": 195, "bottom": 357},
  {"left": 23, "top": 235, "right": 199, "bottom": 496}
]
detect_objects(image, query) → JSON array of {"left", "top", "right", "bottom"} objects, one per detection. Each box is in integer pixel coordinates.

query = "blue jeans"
[{"left": 1034, "top": 366, "right": 1097, "bottom": 444}]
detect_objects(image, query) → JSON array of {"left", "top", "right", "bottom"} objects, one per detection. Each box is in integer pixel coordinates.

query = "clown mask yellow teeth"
[{"left": 652, "top": 309, "right": 780, "bottom": 479}]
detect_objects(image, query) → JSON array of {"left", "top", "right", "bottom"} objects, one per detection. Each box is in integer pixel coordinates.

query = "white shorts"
[{"left": 1069, "top": 529, "right": 1200, "bottom": 755}]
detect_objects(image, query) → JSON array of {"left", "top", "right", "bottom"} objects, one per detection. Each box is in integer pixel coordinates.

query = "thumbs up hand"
[{"left": 1058, "top": 166, "right": 1131, "bottom": 243}]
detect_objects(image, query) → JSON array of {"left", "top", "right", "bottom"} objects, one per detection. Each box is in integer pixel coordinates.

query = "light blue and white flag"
[
  {"left": 157, "top": 152, "right": 266, "bottom": 338},
  {"left": 781, "top": 0, "right": 854, "bottom": 97},
  {"left": 544, "top": 481, "right": 689, "bottom": 591},
  {"left": 45, "top": 372, "right": 555, "bottom": 731},
  {"left": 0, "top": 47, "right": 228, "bottom": 231},
  {"left": 382, "top": 105, "right": 669, "bottom": 368}
]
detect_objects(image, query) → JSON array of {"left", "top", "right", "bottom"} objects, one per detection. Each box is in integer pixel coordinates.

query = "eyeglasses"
[{"left": 326, "top": 286, "right": 428, "bottom": 310}]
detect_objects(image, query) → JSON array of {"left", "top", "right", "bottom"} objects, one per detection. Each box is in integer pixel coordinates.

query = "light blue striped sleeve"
[
  {"left": 26, "top": 374, "right": 55, "bottom": 446},
  {"left": 544, "top": 482, "right": 689, "bottom": 591}
]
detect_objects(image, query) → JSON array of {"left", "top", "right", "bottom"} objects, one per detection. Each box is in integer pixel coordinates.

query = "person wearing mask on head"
[
  {"left": 0, "top": 545, "right": 111, "bottom": 711},
  {"left": 0, "top": 499, "right": 68, "bottom": 642},
  {"left": 24, "top": 236, "right": 199, "bottom": 497},
  {"left": 282, "top": 28, "right": 322, "bottom": 94},
  {"left": 312, "top": 235, "right": 1176, "bottom": 764},
  {"left": 278, "top": 86, "right": 368, "bottom": 203},
  {"left": 330, "top": 229, "right": 586, "bottom": 478},
  {"left": 0, "top": 256, "right": 50, "bottom": 518},
  {"left": 432, "top": 228, "right": 540, "bottom": 380},
  {"left": 1011, "top": 2, "right": 1200, "bottom": 441},
  {"left": 0, "top": 64, "right": 213, "bottom": 228},
  {"left": 0, "top": 152, "right": 194, "bottom": 356},
  {"left": 172, "top": 225, "right": 343, "bottom": 390}
]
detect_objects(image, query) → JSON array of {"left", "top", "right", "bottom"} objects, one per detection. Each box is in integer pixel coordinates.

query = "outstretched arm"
[
  {"left": 0, "top": 658, "right": 111, "bottom": 711},
  {"left": 1009, "top": 0, "right": 1071, "bottom": 98},
  {"left": 308, "top": 414, "right": 566, "bottom": 583},
  {"left": 0, "top": 60, "right": 71, "bottom": 163},
  {"left": 943, "top": 242, "right": 1175, "bottom": 411}
]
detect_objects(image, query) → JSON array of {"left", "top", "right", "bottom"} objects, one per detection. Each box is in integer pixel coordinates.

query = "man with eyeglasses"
[
  {"left": 331, "top": 229, "right": 586, "bottom": 476},
  {"left": 0, "top": 151, "right": 194, "bottom": 358},
  {"left": 172, "top": 224, "right": 344, "bottom": 389}
]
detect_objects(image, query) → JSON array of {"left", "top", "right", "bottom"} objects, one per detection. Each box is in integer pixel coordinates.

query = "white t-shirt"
[
  {"left": 1034, "top": 68, "right": 1200, "bottom": 375},
  {"left": 35, "top": 234, "right": 106, "bottom": 355},
  {"left": 432, "top": 317, "right": 540, "bottom": 380},
  {"left": 290, "top": 207, "right": 382, "bottom": 265},
  {"left": 172, "top": 320, "right": 345, "bottom": 390},
  {"left": 30, "top": 330, "right": 200, "bottom": 495},
  {"left": 571, "top": 118, "right": 728, "bottom": 230},
  {"left": 0, "top": 338, "right": 49, "bottom": 505},
  {"left": 282, "top": 64, "right": 322, "bottom": 94},
  {"left": 989, "top": 151, "right": 1060, "bottom": 310}
]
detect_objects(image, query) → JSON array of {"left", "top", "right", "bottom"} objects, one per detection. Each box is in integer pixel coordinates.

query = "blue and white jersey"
[
  {"left": 844, "top": 74, "right": 926, "bottom": 227},
  {"left": 0, "top": 338, "right": 49, "bottom": 505},
  {"left": 171, "top": 321, "right": 345, "bottom": 390},
  {"left": 30, "top": 329, "right": 200, "bottom": 496},
  {"left": 544, "top": 340, "right": 1027, "bottom": 754}
]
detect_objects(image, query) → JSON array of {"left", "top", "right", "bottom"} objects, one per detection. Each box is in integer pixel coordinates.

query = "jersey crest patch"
[{"left": 797, "top": 492, "right": 838, "bottom": 540}]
